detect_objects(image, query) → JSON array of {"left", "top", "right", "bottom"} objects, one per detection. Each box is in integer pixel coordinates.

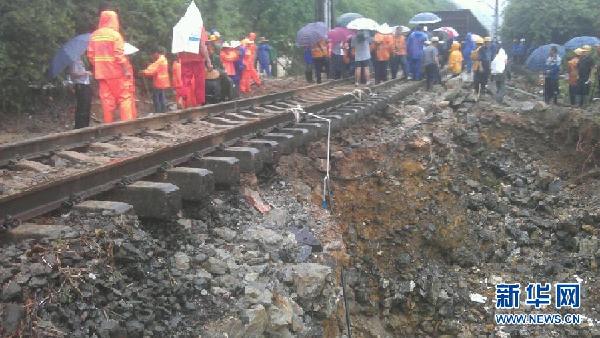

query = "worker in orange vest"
[
  {"left": 123, "top": 58, "right": 137, "bottom": 119},
  {"left": 372, "top": 32, "right": 393, "bottom": 84},
  {"left": 87, "top": 10, "right": 134, "bottom": 123},
  {"left": 141, "top": 47, "right": 171, "bottom": 113},
  {"left": 311, "top": 39, "right": 328, "bottom": 84},
  {"left": 180, "top": 28, "right": 212, "bottom": 107},
  {"left": 220, "top": 41, "right": 241, "bottom": 95},
  {"left": 247, "top": 32, "right": 261, "bottom": 85},
  {"left": 391, "top": 27, "right": 409, "bottom": 79},
  {"left": 172, "top": 56, "right": 185, "bottom": 109},
  {"left": 240, "top": 38, "right": 261, "bottom": 93}
]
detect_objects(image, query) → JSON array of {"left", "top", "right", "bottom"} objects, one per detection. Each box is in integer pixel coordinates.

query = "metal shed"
[{"left": 432, "top": 9, "right": 490, "bottom": 37}]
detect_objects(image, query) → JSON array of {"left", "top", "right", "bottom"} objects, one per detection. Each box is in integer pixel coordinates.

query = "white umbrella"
[
  {"left": 347, "top": 17, "right": 379, "bottom": 31},
  {"left": 376, "top": 23, "right": 394, "bottom": 35},
  {"left": 172, "top": 1, "right": 204, "bottom": 54},
  {"left": 396, "top": 25, "right": 411, "bottom": 33},
  {"left": 124, "top": 42, "right": 139, "bottom": 56}
]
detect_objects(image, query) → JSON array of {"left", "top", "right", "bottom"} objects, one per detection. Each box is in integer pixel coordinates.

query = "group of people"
[
  {"left": 304, "top": 25, "right": 424, "bottom": 86},
  {"left": 560, "top": 45, "right": 597, "bottom": 107},
  {"left": 303, "top": 25, "right": 509, "bottom": 98},
  {"left": 70, "top": 6, "right": 277, "bottom": 129}
]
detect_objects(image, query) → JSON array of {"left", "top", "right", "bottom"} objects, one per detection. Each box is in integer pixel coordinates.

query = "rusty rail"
[{"left": 0, "top": 78, "right": 411, "bottom": 225}]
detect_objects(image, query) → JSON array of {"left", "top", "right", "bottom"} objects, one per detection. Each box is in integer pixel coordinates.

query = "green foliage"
[
  {"left": 0, "top": 0, "right": 453, "bottom": 113},
  {"left": 502, "top": 0, "right": 600, "bottom": 45}
]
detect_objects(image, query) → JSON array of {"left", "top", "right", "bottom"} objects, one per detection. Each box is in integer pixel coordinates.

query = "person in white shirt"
[
  {"left": 68, "top": 57, "right": 92, "bottom": 128},
  {"left": 491, "top": 46, "right": 508, "bottom": 104}
]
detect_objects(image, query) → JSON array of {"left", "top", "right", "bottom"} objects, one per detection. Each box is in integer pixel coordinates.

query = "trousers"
[
  {"left": 152, "top": 89, "right": 167, "bottom": 113},
  {"left": 409, "top": 57, "right": 422, "bottom": 80},
  {"left": 98, "top": 78, "right": 134, "bottom": 123},
  {"left": 74, "top": 84, "right": 92, "bottom": 129},
  {"left": 181, "top": 61, "right": 206, "bottom": 107},
  {"left": 374, "top": 60, "right": 389, "bottom": 84}
]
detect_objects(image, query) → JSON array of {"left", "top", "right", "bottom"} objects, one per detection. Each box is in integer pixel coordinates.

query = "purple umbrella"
[
  {"left": 328, "top": 27, "right": 355, "bottom": 44},
  {"left": 296, "top": 22, "right": 327, "bottom": 47}
]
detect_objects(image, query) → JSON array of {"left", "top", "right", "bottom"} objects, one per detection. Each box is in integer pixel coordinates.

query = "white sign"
[{"left": 172, "top": 1, "right": 204, "bottom": 54}]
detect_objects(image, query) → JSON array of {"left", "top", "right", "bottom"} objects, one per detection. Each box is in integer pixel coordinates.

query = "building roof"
[{"left": 432, "top": 9, "right": 489, "bottom": 38}]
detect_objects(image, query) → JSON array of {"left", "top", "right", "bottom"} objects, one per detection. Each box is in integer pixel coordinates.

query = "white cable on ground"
[
  {"left": 286, "top": 105, "right": 338, "bottom": 209},
  {"left": 289, "top": 105, "right": 304, "bottom": 123},
  {"left": 343, "top": 89, "right": 366, "bottom": 102},
  {"left": 307, "top": 113, "right": 332, "bottom": 209}
]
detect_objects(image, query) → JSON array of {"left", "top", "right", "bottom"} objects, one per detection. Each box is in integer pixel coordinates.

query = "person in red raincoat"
[
  {"left": 240, "top": 38, "right": 261, "bottom": 93},
  {"left": 87, "top": 10, "right": 134, "bottom": 123},
  {"left": 172, "top": 57, "right": 185, "bottom": 108},
  {"left": 179, "top": 28, "right": 212, "bottom": 107}
]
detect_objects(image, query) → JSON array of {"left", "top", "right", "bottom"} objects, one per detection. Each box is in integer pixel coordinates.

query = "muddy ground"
[{"left": 2, "top": 75, "right": 600, "bottom": 337}]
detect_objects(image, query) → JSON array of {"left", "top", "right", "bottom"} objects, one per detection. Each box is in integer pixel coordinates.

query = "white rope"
[
  {"left": 287, "top": 106, "right": 333, "bottom": 209},
  {"left": 307, "top": 113, "right": 332, "bottom": 208},
  {"left": 288, "top": 105, "right": 305, "bottom": 123},
  {"left": 343, "top": 88, "right": 366, "bottom": 101}
]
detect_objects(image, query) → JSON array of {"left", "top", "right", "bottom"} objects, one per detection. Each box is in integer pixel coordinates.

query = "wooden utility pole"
[
  {"left": 494, "top": 0, "right": 499, "bottom": 38},
  {"left": 314, "top": 0, "right": 334, "bottom": 29}
]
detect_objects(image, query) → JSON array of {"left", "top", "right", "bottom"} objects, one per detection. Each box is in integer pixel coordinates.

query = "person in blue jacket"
[
  {"left": 462, "top": 33, "right": 475, "bottom": 73},
  {"left": 257, "top": 37, "right": 272, "bottom": 77},
  {"left": 544, "top": 46, "right": 561, "bottom": 104},
  {"left": 515, "top": 38, "right": 527, "bottom": 64},
  {"left": 406, "top": 25, "right": 428, "bottom": 80}
]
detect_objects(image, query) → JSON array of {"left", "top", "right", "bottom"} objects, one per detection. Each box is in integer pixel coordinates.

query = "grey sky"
[{"left": 451, "top": 0, "right": 508, "bottom": 35}]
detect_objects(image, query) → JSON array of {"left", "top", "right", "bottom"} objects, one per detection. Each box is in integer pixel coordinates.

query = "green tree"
[{"left": 502, "top": 0, "right": 600, "bottom": 45}]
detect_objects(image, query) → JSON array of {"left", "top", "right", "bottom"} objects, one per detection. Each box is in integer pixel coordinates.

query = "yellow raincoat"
[{"left": 448, "top": 42, "right": 463, "bottom": 75}]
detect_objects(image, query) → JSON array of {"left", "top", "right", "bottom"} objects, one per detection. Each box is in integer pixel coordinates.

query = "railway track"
[{"left": 0, "top": 78, "right": 422, "bottom": 228}]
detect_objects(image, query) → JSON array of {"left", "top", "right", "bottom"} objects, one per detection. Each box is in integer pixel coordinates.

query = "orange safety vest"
[
  {"left": 142, "top": 54, "right": 171, "bottom": 89},
  {"left": 311, "top": 40, "right": 328, "bottom": 58},
  {"left": 172, "top": 59, "right": 183, "bottom": 88},
  {"left": 243, "top": 44, "right": 256, "bottom": 68},
  {"left": 220, "top": 48, "right": 239, "bottom": 76},
  {"left": 87, "top": 11, "right": 127, "bottom": 80},
  {"left": 471, "top": 47, "right": 483, "bottom": 72},
  {"left": 372, "top": 33, "right": 393, "bottom": 61},
  {"left": 393, "top": 34, "right": 407, "bottom": 56},
  {"left": 568, "top": 57, "right": 579, "bottom": 86}
]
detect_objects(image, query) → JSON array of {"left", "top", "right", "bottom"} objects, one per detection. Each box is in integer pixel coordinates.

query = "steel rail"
[
  {"left": 0, "top": 78, "right": 406, "bottom": 224},
  {"left": 0, "top": 79, "right": 350, "bottom": 167}
]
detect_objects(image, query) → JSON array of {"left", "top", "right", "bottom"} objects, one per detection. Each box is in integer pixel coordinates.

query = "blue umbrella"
[
  {"left": 336, "top": 13, "right": 363, "bottom": 27},
  {"left": 409, "top": 12, "right": 441, "bottom": 25},
  {"left": 296, "top": 22, "right": 327, "bottom": 47},
  {"left": 48, "top": 33, "right": 90, "bottom": 79},
  {"left": 525, "top": 44, "right": 565, "bottom": 71},
  {"left": 564, "top": 36, "right": 600, "bottom": 50}
]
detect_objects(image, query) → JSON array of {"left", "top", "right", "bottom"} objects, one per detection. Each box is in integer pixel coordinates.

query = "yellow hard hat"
[{"left": 209, "top": 35, "right": 217, "bottom": 41}]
